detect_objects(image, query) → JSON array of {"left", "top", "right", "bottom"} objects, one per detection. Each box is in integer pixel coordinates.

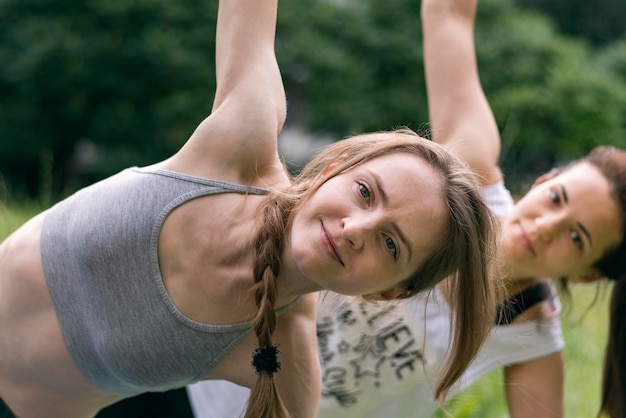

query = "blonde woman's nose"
[{"left": 340, "top": 217, "right": 375, "bottom": 250}]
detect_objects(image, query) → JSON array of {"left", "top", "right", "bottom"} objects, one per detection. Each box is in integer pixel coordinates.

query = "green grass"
[
  {"left": 436, "top": 284, "right": 609, "bottom": 418},
  {"left": 0, "top": 203, "right": 610, "bottom": 418}
]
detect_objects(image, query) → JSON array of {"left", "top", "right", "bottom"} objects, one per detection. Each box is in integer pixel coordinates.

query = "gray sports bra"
[{"left": 40, "top": 167, "right": 301, "bottom": 396}]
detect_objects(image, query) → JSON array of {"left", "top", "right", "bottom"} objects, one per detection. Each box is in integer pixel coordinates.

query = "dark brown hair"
[
  {"left": 581, "top": 146, "right": 626, "bottom": 418},
  {"left": 245, "top": 128, "right": 497, "bottom": 417}
]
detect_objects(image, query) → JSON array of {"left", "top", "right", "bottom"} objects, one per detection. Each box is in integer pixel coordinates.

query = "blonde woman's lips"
[{"left": 321, "top": 223, "right": 344, "bottom": 266}]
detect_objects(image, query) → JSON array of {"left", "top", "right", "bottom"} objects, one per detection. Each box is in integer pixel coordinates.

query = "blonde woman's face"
[
  {"left": 499, "top": 162, "right": 622, "bottom": 281},
  {"left": 287, "top": 152, "right": 449, "bottom": 297}
]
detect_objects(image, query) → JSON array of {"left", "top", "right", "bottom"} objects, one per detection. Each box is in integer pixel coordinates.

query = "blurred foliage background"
[
  {"left": 0, "top": 0, "right": 625, "bottom": 203},
  {"left": 0, "top": 1, "right": 623, "bottom": 416}
]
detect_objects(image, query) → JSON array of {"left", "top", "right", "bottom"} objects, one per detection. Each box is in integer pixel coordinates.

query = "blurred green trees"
[
  {"left": 0, "top": 0, "right": 218, "bottom": 199},
  {"left": 475, "top": 3, "right": 626, "bottom": 188},
  {"left": 517, "top": 0, "right": 626, "bottom": 46},
  {"left": 0, "top": 0, "right": 625, "bottom": 201}
]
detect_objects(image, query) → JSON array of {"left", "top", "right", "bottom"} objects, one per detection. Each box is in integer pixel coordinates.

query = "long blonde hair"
[{"left": 245, "top": 128, "right": 497, "bottom": 417}]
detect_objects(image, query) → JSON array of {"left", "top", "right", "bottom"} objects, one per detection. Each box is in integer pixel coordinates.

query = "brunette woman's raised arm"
[{"left": 421, "top": 0, "right": 501, "bottom": 185}]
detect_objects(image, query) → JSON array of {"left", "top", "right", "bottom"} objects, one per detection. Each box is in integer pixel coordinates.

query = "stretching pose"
[
  {"left": 187, "top": 0, "right": 626, "bottom": 416},
  {"left": 0, "top": 1, "right": 496, "bottom": 418}
]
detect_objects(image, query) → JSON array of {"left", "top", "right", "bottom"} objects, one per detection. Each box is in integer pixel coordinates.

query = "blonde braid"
[{"left": 245, "top": 194, "right": 293, "bottom": 418}]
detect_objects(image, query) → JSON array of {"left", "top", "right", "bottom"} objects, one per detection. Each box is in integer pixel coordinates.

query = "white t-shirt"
[{"left": 186, "top": 181, "right": 564, "bottom": 418}]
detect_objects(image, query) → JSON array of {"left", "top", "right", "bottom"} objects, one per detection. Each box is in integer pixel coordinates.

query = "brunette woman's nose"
[{"left": 535, "top": 212, "right": 566, "bottom": 242}]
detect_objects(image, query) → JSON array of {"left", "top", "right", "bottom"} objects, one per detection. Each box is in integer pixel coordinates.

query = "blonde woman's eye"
[
  {"left": 358, "top": 182, "right": 371, "bottom": 200},
  {"left": 549, "top": 190, "right": 561, "bottom": 205},
  {"left": 385, "top": 236, "right": 398, "bottom": 258},
  {"left": 571, "top": 231, "right": 583, "bottom": 249}
]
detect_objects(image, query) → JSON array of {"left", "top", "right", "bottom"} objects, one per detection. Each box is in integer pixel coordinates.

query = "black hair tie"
[{"left": 251, "top": 346, "right": 281, "bottom": 376}]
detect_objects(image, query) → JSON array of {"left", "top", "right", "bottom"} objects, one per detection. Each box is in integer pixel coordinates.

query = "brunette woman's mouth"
[
  {"left": 518, "top": 223, "right": 536, "bottom": 256},
  {"left": 321, "top": 223, "right": 344, "bottom": 266}
]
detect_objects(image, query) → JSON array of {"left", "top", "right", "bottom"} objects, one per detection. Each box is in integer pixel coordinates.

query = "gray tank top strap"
[{"left": 136, "top": 167, "right": 271, "bottom": 196}]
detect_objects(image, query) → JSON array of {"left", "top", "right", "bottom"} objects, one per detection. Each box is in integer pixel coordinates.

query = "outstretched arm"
[
  {"left": 504, "top": 351, "right": 564, "bottom": 418},
  {"left": 421, "top": 0, "right": 501, "bottom": 185},
  {"left": 168, "top": 0, "right": 287, "bottom": 184}
]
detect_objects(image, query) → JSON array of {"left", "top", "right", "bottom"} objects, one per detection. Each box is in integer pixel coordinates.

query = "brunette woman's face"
[
  {"left": 287, "top": 152, "right": 449, "bottom": 298},
  {"left": 499, "top": 162, "right": 623, "bottom": 281}
]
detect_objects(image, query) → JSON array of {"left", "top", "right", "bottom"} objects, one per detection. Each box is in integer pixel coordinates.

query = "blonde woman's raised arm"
[
  {"left": 171, "top": 0, "right": 287, "bottom": 184},
  {"left": 421, "top": 0, "right": 502, "bottom": 185}
]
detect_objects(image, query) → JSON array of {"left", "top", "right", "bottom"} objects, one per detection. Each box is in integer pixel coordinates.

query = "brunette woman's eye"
[
  {"left": 571, "top": 231, "right": 583, "bottom": 249},
  {"left": 549, "top": 189, "right": 561, "bottom": 205},
  {"left": 358, "top": 182, "right": 371, "bottom": 200},
  {"left": 385, "top": 236, "right": 398, "bottom": 259}
]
